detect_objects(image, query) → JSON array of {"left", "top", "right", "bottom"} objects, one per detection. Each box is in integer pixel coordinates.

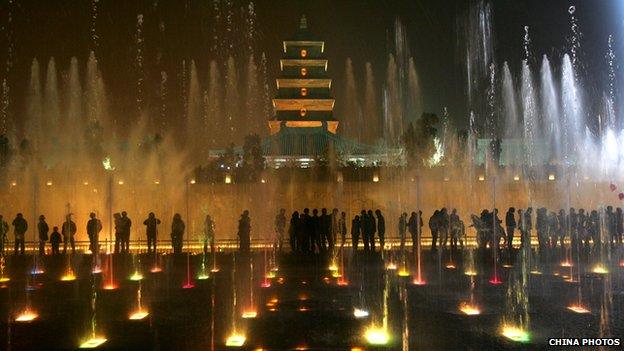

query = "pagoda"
[{"left": 266, "top": 15, "right": 339, "bottom": 156}]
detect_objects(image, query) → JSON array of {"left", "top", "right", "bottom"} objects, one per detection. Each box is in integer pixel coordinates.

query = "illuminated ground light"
[
  {"left": 242, "top": 310, "right": 257, "bottom": 319},
  {"left": 0, "top": 276, "right": 10, "bottom": 283},
  {"left": 328, "top": 264, "right": 338, "bottom": 272},
  {"left": 386, "top": 262, "right": 397, "bottom": 270},
  {"left": 182, "top": 282, "right": 195, "bottom": 289},
  {"left": 31, "top": 268, "right": 45, "bottom": 275},
  {"left": 150, "top": 266, "right": 163, "bottom": 273},
  {"left": 331, "top": 271, "right": 342, "bottom": 278},
  {"left": 92, "top": 266, "right": 102, "bottom": 274},
  {"left": 560, "top": 261, "right": 573, "bottom": 267},
  {"left": 489, "top": 277, "right": 502, "bottom": 285},
  {"left": 298, "top": 294, "right": 308, "bottom": 301},
  {"left": 266, "top": 271, "right": 277, "bottom": 279},
  {"left": 464, "top": 270, "right": 477, "bottom": 276},
  {"left": 567, "top": 304, "right": 590, "bottom": 314},
  {"left": 129, "top": 310, "right": 149, "bottom": 320},
  {"left": 298, "top": 306, "right": 309, "bottom": 312},
  {"left": 364, "top": 326, "right": 390, "bottom": 345},
  {"left": 15, "top": 309, "right": 38, "bottom": 322},
  {"left": 79, "top": 337, "right": 107, "bottom": 349},
  {"left": 61, "top": 271, "right": 76, "bottom": 281},
  {"left": 445, "top": 263, "right": 456, "bottom": 269},
  {"left": 337, "top": 278, "right": 349, "bottom": 286},
  {"left": 129, "top": 271, "right": 144, "bottom": 281},
  {"left": 210, "top": 268, "right": 220, "bottom": 273},
  {"left": 501, "top": 325, "right": 530, "bottom": 343},
  {"left": 412, "top": 278, "right": 427, "bottom": 286},
  {"left": 530, "top": 270, "right": 542, "bottom": 275},
  {"left": 197, "top": 273, "right": 210, "bottom": 280},
  {"left": 261, "top": 281, "right": 271, "bottom": 288},
  {"left": 397, "top": 269, "right": 410, "bottom": 277},
  {"left": 103, "top": 283, "right": 118, "bottom": 290},
  {"left": 353, "top": 308, "right": 369, "bottom": 318},
  {"left": 458, "top": 302, "right": 481, "bottom": 316},
  {"left": 225, "top": 333, "right": 246, "bottom": 347},
  {"left": 592, "top": 264, "right": 609, "bottom": 274},
  {"left": 502, "top": 264, "right": 513, "bottom": 268}
]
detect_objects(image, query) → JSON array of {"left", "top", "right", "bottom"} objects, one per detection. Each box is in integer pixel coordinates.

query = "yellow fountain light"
[
  {"left": 242, "top": 310, "right": 257, "bottom": 319},
  {"left": 502, "top": 264, "right": 513, "bottom": 268},
  {"left": 464, "top": 270, "right": 477, "bottom": 276},
  {"left": 79, "top": 337, "right": 107, "bottom": 349},
  {"left": 328, "top": 264, "right": 338, "bottom": 271},
  {"left": 548, "top": 174, "right": 556, "bottom": 181},
  {"left": 331, "top": 271, "right": 342, "bottom": 278},
  {"left": 118, "top": 180, "right": 124, "bottom": 185},
  {"left": 445, "top": 263, "right": 456, "bottom": 269},
  {"left": 560, "top": 261, "right": 573, "bottom": 267},
  {"left": 129, "top": 310, "right": 149, "bottom": 320},
  {"left": 513, "top": 175, "right": 520, "bottom": 181},
  {"left": 0, "top": 276, "right": 10, "bottom": 283},
  {"left": 530, "top": 270, "right": 542, "bottom": 275},
  {"left": 353, "top": 308, "right": 369, "bottom": 318},
  {"left": 129, "top": 271, "right": 144, "bottom": 281},
  {"left": 225, "top": 333, "right": 246, "bottom": 347},
  {"left": 397, "top": 268, "right": 410, "bottom": 277},
  {"left": 46, "top": 180, "right": 53, "bottom": 186},
  {"left": 190, "top": 179, "right": 196, "bottom": 184},
  {"left": 266, "top": 271, "right": 276, "bottom": 279},
  {"left": 501, "top": 325, "right": 530, "bottom": 343},
  {"left": 197, "top": 273, "right": 210, "bottom": 280},
  {"left": 567, "top": 304, "right": 590, "bottom": 314},
  {"left": 386, "top": 262, "right": 397, "bottom": 270},
  {"left": 61, "top": 271, "right": 76, "bottom": 281},
  {"left": 150, "top": 266, "right": 163, "bottom": 273},
  {"left": 478, "top": 175, "right": 485, "bottom": 181},
  {"left": 459, "top": 302, "right": 481, "bottom": 316},
  {"left": 15, "top": 309, "right": 38, "bottom": 322},
  {"left": 592, "top": 264, "right": 609, "bottom": 274},
  {"left": 364, "top": 326, "right": 390, "bottom": 345}
]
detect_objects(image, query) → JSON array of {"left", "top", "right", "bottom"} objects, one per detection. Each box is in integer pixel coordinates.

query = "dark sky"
[{"left": 1, "top": 0, "right": 622, "bottom": 134}]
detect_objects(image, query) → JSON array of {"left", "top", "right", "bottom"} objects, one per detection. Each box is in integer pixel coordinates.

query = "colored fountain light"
[
  {"left": 459, "top": 302, "right": 481, "bottom": 315},
  {"left": 530, "top": 270, "right": 542, "bottom": 275},
  {"left": 31, "top": 268, "right": 45, "bottom": 275},
  {"left": 502, "top": 264, "right": 513, "bottom": 268},
  {"left": 210, "top": 267, "right": 220, "bottom": 273},
  {"left": 412, "top": 278, "right": 427, "bottom": 285},
  {"left": 242, "top": 310, "right": 257, "bottom": 319},
  {"left": 386, "top": 262, "right": 397, "bottom": 270},
  {"left": 560, "top": 261, "right": 573, "bottom": 267},
  {"left": 353, "top": 308, "right": 369, "bottom": 318},
  {"left": 501, "top": 325, "right": 530, "bottom": 343},
  {"left": 182, "top": 282, "right": 195, "bottom": 289},
  {"left": 150, "top": 266, "right": 162, "bottom": 273},
  {"left": 489, "top": 277, "right": 502, "bottom": 285},
  {"left": 197, "top": 273, "right": 210, "bottom": 280},
  {"left": 328, "top": 263, "right": 338, "bottom": 271},
  {"left": 61, "top": 271, "right": 76, "bottom": 281},
  {"left": 397, "top": 269, "right": 410, "bottom": 277},
  {"left": 337, "top": 278, "right": 349, "bottom": 286},
  {"left": 567, "top": 304, "right": 590, "bottom": 314},
  {"left": 129, "top": 310, "right": 149, "bottom": 320},
  {"left": 266, "top": 271, "right": 277, "bottom": 279},
  {"left": 592, "top": 264, "right": 609, "bottom": 274},
  {"left": 464, "top": 270, "right": 477, "bottom": 276},
  {"left": 225, "top": 333, "right": 246, "bottom": 347},
  {"left": 445, "top": 263, "right": 456, "bottom": 269},
  {"left": 331, "top": 271, "right": 342, "bottom": 278},
  {"left": 15, "top": 309, "right": 38, "bottom": 322},
  {"left": 79, "top": 337, "right": 107, "bottom": 349},
  {"left": 129, "top": 271, "right": 144, "bottom": 281},
  {"left": 364, "top": 326, "right": 390, "bottom": 345},
  {"left": 103, "top": 283, "right": 118, "bottom": 290},
  {"left": 261, "top": 281, "right": 271, "bottom": 288},
  {"left": 0, "top": 276, "right": 10, "bottom": 283},
  {"left": 92, "top": 266, "right": 102, "bottom": 274}
]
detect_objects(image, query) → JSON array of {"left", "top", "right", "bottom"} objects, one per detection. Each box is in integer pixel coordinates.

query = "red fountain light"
[
  {"left": 412, "top": 278, "right": 427, "bottom": 286},
  {"left": 489, "top": 276, "right": 502, "bottom": 285}
]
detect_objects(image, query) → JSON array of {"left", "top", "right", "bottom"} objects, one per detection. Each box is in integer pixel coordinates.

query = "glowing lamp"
[
  {"left": 331, "top": 271, "right": 342, "bottom": 278},
  {"left": 242, "top": 310, "right": 257, "bottom": 319},
  {"left": 560, "top": 261, "right": 573, "bottom": 267},
  {"left": 478, "top": 175, "right": 485, "bottom": 181},
  {"left": 129, "top": 310, "right": 149, "bottom": 320},
  {"left": 79, "top": 337, "right": 107, "bottom": 348},
  {"left": 337, "top": 278, "right": 349, "bottom": 286},
  {"left": 501, "top": 325, "right": 530, "bottom": 343},
  {"left": 154, "top": 180, "right": 160, "bottom": 185},
  {"left": 513, "top": 175, "right": 520, "bottom": 181},
  {"left": 328, "top": 264, "right": 338, "bottom": 272},
  {"left": 103, "top": 283, "right": 117, "bottom": 290},
  {"left": 364, "top": 326, "right": 390, "bottom": 345},
  {"left": 592, "top": 264, "right": 609, "bottom": 274},
  {"left": 459, "top": 302, "right": 481, "bottom": 315},
  {"left": 92, "top": 267, "right": 102, "bottom": 274},
  {"left": 489, "top": 277, "right": 502, "bottom": 285},
  {"left": 129, "top": 271, "right": 144, "bottom": 281},
  {"left": 190, "top": 179, "right": 196, "bottom": 185},
  {"left": 298, "top": 306, "right": 309, "bottom": 312},
  {"left": 445, "top": 263, "right": 456, "bottom": 269},
  {"left": 225, "top": 333, "right": 246, "bottom": 347},
  {"left": 118, "top": 180, "right": 124, "bottom": 185},
  {"left": 502, "top": 264, "right": 513, "bottom": 268},
  {"left": 266, "top": 271, "right": 276, "bottom": 279},
  {"left": 0, "top": 277, "right": 10, "bottom": 282},
  {"left": 372, "top": 174, "right": 380, "bottom": 182},
  {"left": 353, "top": 308, "right": 369, "bottom": 318},
  {"left": 31, "top": 268, "right": 45, "bottom": 275},
  {"left": 211, "top": 268, "right": 220, "bottom": 273},
  {"left": 10, "top": 181, "right": 16, "bottom": 186},
  {"left": 83, "top": 181, "right": 89, "bottom": 185},
  {"left": 150, "top": 266, "right": 162, "bottom": 273},
  {"left": 397, "top": 268, "right": 410, "bottom": 277},
  {"left": 530, "top": 270, "right": 542, "bottom": 275},
  {"left": 15, "top": 309, "right": 38, "bottom": 322},
  {"left": 567, "top": 304, "right": 590, "bottom": 314},
  {"left": 224, "top": 175, "right": 232, "bottom": 184},
  {"left": 548, "top": 174, "right": 556, "bottom": 181},
  {"left": 46, "top": 181, "right": 52, "bottom": 186},
  {"left": 182, "top": 282, "right": 195, "bottom": 289}
]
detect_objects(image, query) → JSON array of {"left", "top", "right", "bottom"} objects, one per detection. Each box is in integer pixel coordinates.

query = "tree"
[
  {"left": 402, "top": 112, "right": 438, "bottom": 169},
  {"left": 241, "top": 134, "right": 265, "bottom": 181}
]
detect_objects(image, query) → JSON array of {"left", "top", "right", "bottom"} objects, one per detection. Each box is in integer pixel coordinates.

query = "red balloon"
[
  {"left": 610, "top": 184, "right": 617, "bottom": 192},
  {"left": 619, "top": 193, "right": 624, "bottom": 201}
]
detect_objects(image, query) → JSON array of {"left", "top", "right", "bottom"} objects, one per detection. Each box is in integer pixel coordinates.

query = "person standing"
[
  {"left": 12, "top": 213, "right": 27, "bottom": 255},
  {"left": 616, "top": 207, "right": 623, "bottom": 246},
  {"left": 375, "top": 209, "right": 385, "bottom": 251},
  {"left": 351, "top": 215, "right": 361, "bottom": 251},
  {"left": 237, "top": 210, "right": 251, "bottom": 253},
  {"left": 61, "top": 214, "right": 77, "bottom": 254},
  {"left": 360, "top": 210, "right": 370, "bottom": 251},
  {"left": 203, "top": 214, "right": 215, "bottom": 255},
  {"left": 408, "top": 212, "right": 422, "bottom": 254},
  {"left": 330, "top": 208, "right": 339, "bottom": 253},
  {"left": 439, "top": 208, "right": 450, "bottom": 249},
  {"left": 37, "top": 215, "right": 49, "bottom": 255},
  {"left": 449, "top": 209, "right": 461, "bottom": 250},
  {"left": 429, "top": 210, "right": 439, "bottom": 251},
  {"left": 143, "top": 212, "right": 161, "bottom": 253},
  {"left": 311, "top": 209, "right": 321, "bottom": 253},
  {"left": 505, "top": 207, "right": 516, "bottom": 250},
  {"left": 338, "top": 211, "right": 347, "bottom": 249},
  {"left": 368, "top": 210, "right": 377, "bottom": 252},
  {"left": 120, "top": 211, "right": 132, "bottom": 253},
  {"left": 50, "top": 226, "right": 62, "bottom": 255},
  {"left": 398, "top": 213, "right": 408, "bottom": 251},
  {"left": 0, "top": 215, "right": 8, "bottom": 254},
  {"left": 171, "top": 213, "right": 186, "bottom": 254},
  {"left": 289, "top": 211, "right": 300, "bottom": 252},
  {"left": 86, "top": 212, "right": 102, "bottom": 254},
  {"left": 274, "top": 209, "right": 286, "bottom": 253},
  {"left": 114, "top": 213, "right": 122, "bottom": 253},
  {"left": 301, "top": 208, "right": 311, "bottom": 252}
]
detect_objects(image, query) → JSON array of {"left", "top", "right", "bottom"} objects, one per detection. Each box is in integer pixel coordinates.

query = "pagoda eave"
[
  {"left": 283, "top": 41, "right": 325, "bottom": 52},
  {"left": 276, "top": 79, "right": 332, "bottom": 89},
  {"left": 280, "top": 59, "right": 328, "bottom": 70},
  {"left": 272, "top": 99, "right": 335, "bottom": 111}
]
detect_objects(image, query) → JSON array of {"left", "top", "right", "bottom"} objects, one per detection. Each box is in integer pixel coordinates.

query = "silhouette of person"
[
  {"left": 302, "top": 208, "right": 311, "bottom": 252},
  {"left": 203, "top": 215, "right": 215, "bottom": 255},
  {"left": 439, "top": 208, "right": 450, "bottom": 249},
  {"left": 505, "top": 207, "right": 516, "bottom": 250},
  {"left": 61, "top": 214, "right": 77, "bottom": 254},
  {"left": 338, "top": 211, "right": 347, "bottom": 249},
  {"left": 143, "top": 212, "right": 161, "bottom": 253},
  {"left": 311, "top": 209, "right": 321, "bottom": 253},
  {"left": 408, "top": 211, "right": 422, "bottom": 254},
  {"left": 120, "top": 211, "right": 132, "bottom": 253},
  {"left": 50, "top": 226, "right": 62, "bottom": 255},
  {"left": 375, "top": 209, "right": 385, "bottom": 251},
  {"left": 37, "top": 215, "right": 49, "bottom": 255},
  {"left": 368, "top": 210, "right": 377, "bottom": 252},
  {"left": 360, "top": 210, "right": 370, "bottom": 251},
  {"left": 171, "top": 213, "right": 186, "bottom": 254},
  {"left": 12, "top": 213, "right": 27, "bottom": 255},
  {"left": 237, "top": 210, "right": 251, "bottom": 253},
  {"left": 429, "top": 210, "right": 439, "bottom": 251},
  {"left": 351, "top": 215, "right": 361, "bottom": 251},
  {"left": 86, "top": 212, "right": 102, "bottom": 254},
  {"left": 616, "top": 207, "right": 623, "bottom": 246},
  {"left": 449, "top": 209, "right": 461, "bottom": 250},
  {"left": 329, "top": 208, "right": 339, "bottom": 253},
  {"left": 320, "top": 208, "right": 330, "bottom": 252},
  {"left": 0, "top": 215, "right": 7, "bottom": 254},
  {"left": 114, "top": 213, "right": 122, "bottom": 253},
  {"left": 606, "top": 206, "right": 616, "bottom": 246},
  {"left": 289, "top": 211, "right": 299, "bottom": 252},
  {"left": 398, "top": 213, "right": 408, "bottom": 251},
  {"left": 557, "top": 209, "right": 568, "bottom": 251},
  {"left": 275, "top": 209, "right": 286, "bottom": 253}
]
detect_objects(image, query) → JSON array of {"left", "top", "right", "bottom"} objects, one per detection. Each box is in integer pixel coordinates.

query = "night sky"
[{"left": 0, "top": 0, "right": 622, "bottom": 135}]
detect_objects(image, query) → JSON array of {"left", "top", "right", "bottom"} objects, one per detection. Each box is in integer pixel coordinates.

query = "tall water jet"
[
  {"left": 43, "top": 58, "right": 60, "bottom": 140},
  {"left": 540, "top": 56, "right": 561, "bottom": 164},
  {"left": 65, "top": 57, "right": 83, "bottom": 157},
  {"left": 364, "top": 62, "right": 378, "bottom": 143},
  {"left": 225, "top": 56, "right": 239, "bottom": 144},
  {"left": 407, "top": 57, "right": 423, "bottom": 125},
  {"left": 561, "top": 54, "right": 583, "bottom": 166},
  {"left": 501, "top": 62, "right": 519, "bottom": 168},
  {"left": 245, "top": 55, "right": 260, "bottom": 138},
  {"left": 135, "top": 14, "right": 145, "bottom": 117},
  {"left": 384, "top": 54, "right": 401, "bottom": 145},
  {"left": 26, "top": 59, "right": 43, "bottom": 151},
  {"left": 186, "top": 60, "right": 202, "bottom": 160},
  {"left": 206, "top": 60, "right": 222, "bottom": 148},
  {"left": 344, "top": 58, "right": 360, "bottom": 140}
]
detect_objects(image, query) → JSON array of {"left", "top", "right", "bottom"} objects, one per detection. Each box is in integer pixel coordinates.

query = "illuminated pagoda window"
[
  {"left": 300, "top": 67, "right": 307, "bottom": 76},
  {"left": 301, "top": 49, "right": 307, "bottom": 58},
  {"left": 300, "top": 108, "right": 307, "bottom": 117},
  {"left": 301, "top": 88, "right": 308, "bottom": 96}
]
